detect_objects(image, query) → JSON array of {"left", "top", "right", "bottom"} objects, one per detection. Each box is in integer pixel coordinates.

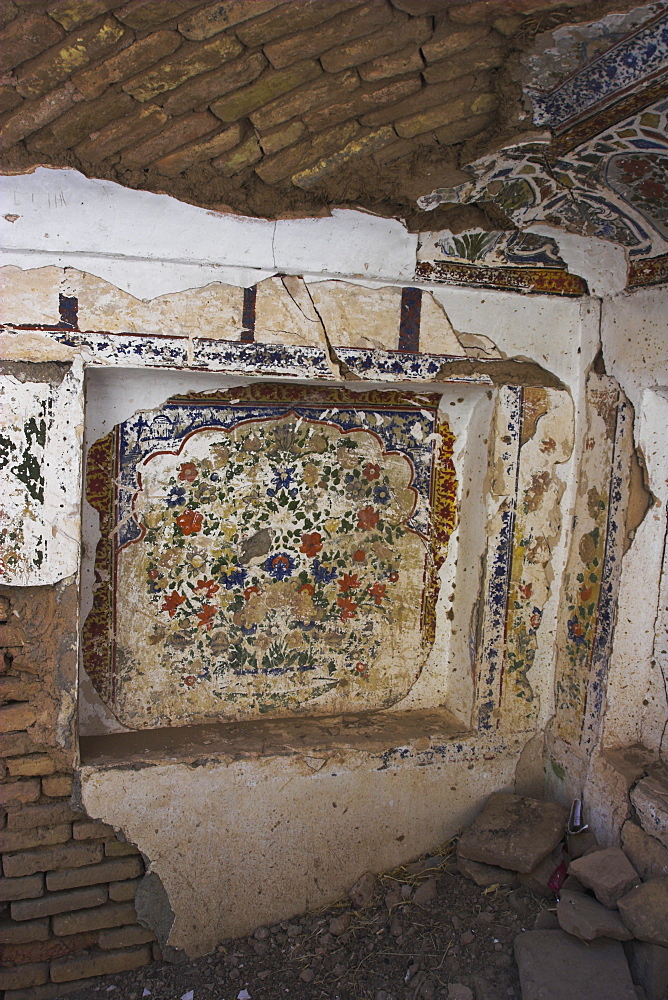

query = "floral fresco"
[{"left": 84, "top": 384, "right": 456, "bottom": 729}]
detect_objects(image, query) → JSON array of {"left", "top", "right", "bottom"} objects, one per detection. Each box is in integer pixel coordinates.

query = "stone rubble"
[
  {"left": 568, "top": 847, "right": 641, "bottom": 908},
  {"left": 456, "top": 793, "right": 569, "bottom": 874},
  {"left": 453, "top": 788, "right": 668, "bottom": 1000}
]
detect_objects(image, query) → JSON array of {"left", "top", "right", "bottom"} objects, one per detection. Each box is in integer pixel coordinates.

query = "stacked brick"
[
  {"left": 1, "top": 593, "right": 156, "bottom": 999},
  {"left": 0, "top": 0, "right": 596, "bottom": 207}
]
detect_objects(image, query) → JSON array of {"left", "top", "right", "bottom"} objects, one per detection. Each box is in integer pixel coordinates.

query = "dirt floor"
[{"left": 67, "top": 842, "right": 551, "bottom": 1000}]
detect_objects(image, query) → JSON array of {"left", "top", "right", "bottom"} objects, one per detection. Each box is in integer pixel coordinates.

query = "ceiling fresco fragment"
[{"left": 418, "top": 5, "right": 668, "bottom": 291}]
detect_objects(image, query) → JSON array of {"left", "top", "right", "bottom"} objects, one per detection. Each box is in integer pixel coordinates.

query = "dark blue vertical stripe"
[
  {"left": 58, "top": 294, "right": 78, "bottom": 330},
  {"left": 241, "top": 286, "right": 256, "bottom": 343},
  {"left": 398, "top": 287, "right": 421, "bottom": 352}
]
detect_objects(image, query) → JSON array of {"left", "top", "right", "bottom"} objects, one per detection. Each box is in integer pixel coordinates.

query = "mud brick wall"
[{"left": 0, "top": 587, "right": 156, "bottom": 997}]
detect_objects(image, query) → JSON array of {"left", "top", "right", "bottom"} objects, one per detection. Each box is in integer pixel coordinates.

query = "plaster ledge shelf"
[{"left": 79, "top": 707, "right": 472, "bottom": 769}]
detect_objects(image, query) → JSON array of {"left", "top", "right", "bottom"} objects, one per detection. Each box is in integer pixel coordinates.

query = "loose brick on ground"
[
  {"left": 160, "top": 51, "right": 266, "bottom": 115},
  {"left": 50, "top": 944, "right": 152, "bottom": 982},
  {"left": 16, "top": 15, "right": 127, "bottom": 98},
  {"left": 210, "top": 59, "right": 322, "bottom": 123},
  {"left": 0, "top": 12, "right": 64, "bottom": 74},
  {"left": 0, "top": 874, "right": 44, "bottom": 902},
  {"left": 41, "top": 775, "right": 74, "bottom": 798},
  {"left": 98, "top": 923, "right": 155, "bottom": 949},
  {"left": 3, "top": 842, "right": 103, "bottom": 878},
  {"left": 235, "top": 0, "right": 356, "bottom": 48},
  {"left": 0, "top": 823, "right": 72, "bottom": 854},
  {"left": 0, "top": 917, "right": 50, "bottom": 944},
  {"left": 46, "top": 855, "right": 143, "bottom": 891},
  {"left": 121, "top": 35, "right": 243, "bottom": 103},
  {"left": 249, "top": 68, "right": 359, "bottom": 131},
  {"left": 321, "top": 13, "right": 431, "bottom": 74},
  {"left": 52, "top": 901, "right": 137, "bottom": 936},
  {"left": 178, "top": 0, "right": 283, "bottom": 40},
  {"left": 11, "top": 885, "right": 107, "bottom": 922},
  {"left": 72, "top": 30, "right": 183, "bottom": 99}
]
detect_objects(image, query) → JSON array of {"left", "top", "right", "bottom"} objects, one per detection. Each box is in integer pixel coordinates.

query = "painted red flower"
[
  {"left": 618, "top": 157, "right": 649, "bottom": 178},
  {"left": 354, "top": 662, "right": 367, "bottom": 675},
  {"left": 299, "top": 532, "right": 323, "bottom": 557},
  {"left": 363, "top": 463, "right": 381, "bottom": 481},
  {"left": 368, "top": 582, "right": 386, "bottom": 606},
  {"left": 148, "top": 569, "right": 159, "bottom": 579},
  {"left": 387, "top": 570, "right": 399, "bottom": 583},
  {"left": 357, "top": 506, "right": 379, "bottom": 531},
  {"left": 244, "top": 586, "right": 259, "bottom": 601},
  {"left": 183, "top": 675, "right": 197, "bottom": 687},
  {"left": 195, "top": 578, "right": 219, "bottom": 598},
  {"left": 337, "top": 595, "right": 358, "bottom": 620},
  {"left": 178, "top": 462, "right": 198, "bottom": 482},
  {"left": 196, "top": 603, "right": 217, "bottom": 629},
  {"left": 161, "top": 591, "right": 186, "bottom": 617},
  {"left": 518, "top": 583, "right": 533, "bottom": 600},
  {"left": 639, "top": 178, "right": 665, "bottom": 199},
  {"left": 579, "top": 585, "right": 593, "bottom": 602},
  {"left": 176, "top": 509, "right": 203, "bottom": 535},
  {"left": 353, "top": 549, "right": 366, "bottom": 562},
  {"left": 338, "top": 573, "right": 360, "bottom": 593},
  {"left": 299, "top": 583, "right": 314, "bottom": 596}
]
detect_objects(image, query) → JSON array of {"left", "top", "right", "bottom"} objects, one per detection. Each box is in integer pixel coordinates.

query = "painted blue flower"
[
  {"left": 312, "top": 558, "right": 336, "bottom": 584},
  {"left": 345, "top": 473, "right": 366, "bottom": 501},
  {"left": 267, "top": 467, "right": 298, "bottom": 497},
  {"left": 166, "top": 485, "right": 187, "bottom": 507},
  {"left": 373, "top": 483, "right": 392, "bottom": 505},
  {"left": 220, "top": 566, "right": 247, "bottom": 590},
  {"left": 265, "top": 552, "right": 295, "bottom": 580},
  {"left": 567, "top": 616, "right": 587, "bottom": 648}
]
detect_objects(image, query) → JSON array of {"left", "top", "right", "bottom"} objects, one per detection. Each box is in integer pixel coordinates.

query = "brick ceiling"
[{"left": 0, "top": 0, "right": 644, "bottom": 225}]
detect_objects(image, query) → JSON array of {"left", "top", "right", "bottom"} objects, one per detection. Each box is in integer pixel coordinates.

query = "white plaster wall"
[{"left": 601, "top": 287, "right": 668, "bottom": 759}]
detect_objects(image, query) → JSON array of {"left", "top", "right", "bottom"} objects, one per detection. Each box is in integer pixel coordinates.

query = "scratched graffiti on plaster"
[{"left": 83, "top": 384, "right": 457, "bottom": 729}]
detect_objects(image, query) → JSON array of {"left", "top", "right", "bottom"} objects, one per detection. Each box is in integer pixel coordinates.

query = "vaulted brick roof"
[{"left": 0, "top": 0, "right": 642, "bottom": 221}]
